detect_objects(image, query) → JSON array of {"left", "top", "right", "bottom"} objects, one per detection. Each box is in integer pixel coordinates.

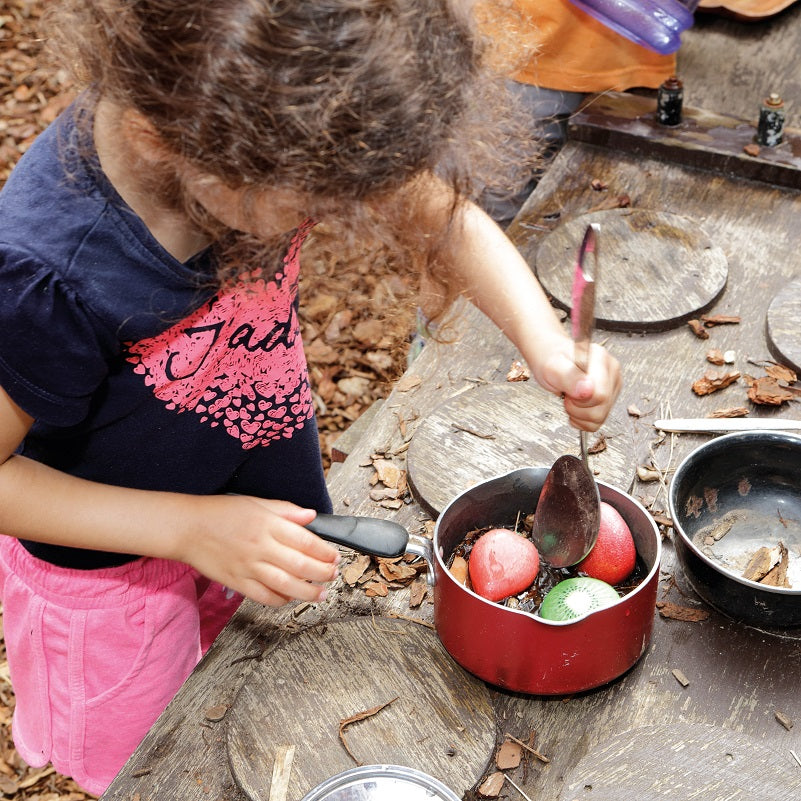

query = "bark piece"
[
  {"left": 672, "top": 668, "right": 690, "bottom": 687},
  {"left": 742, "top": 545, "right": 781, "bottom": 582},
  {"left": 692, "top": 370, "right": 740, "bottom": 395},
  {"left": 656, "top": 601, "right": 710, "bottom": 622},
  {"left": 688, "top": 319, "right": 710, "bottom": 339}
]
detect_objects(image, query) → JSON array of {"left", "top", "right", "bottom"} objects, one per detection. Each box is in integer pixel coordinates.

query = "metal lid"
[{"left": 300, "top": 765, "right": 461, "bottom": 801}]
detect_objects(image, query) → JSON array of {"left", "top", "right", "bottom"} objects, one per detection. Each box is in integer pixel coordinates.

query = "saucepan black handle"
[{"left": 306, "top": 513, "right": 410, "bottom": 558}]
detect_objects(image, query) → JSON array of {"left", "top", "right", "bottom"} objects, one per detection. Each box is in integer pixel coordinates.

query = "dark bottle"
[
  {"left": 756, "top": 93, "right": 785, "bottom": 147},
  {"left": 656, "top": 75, "right": 684, "bottom": 127}
]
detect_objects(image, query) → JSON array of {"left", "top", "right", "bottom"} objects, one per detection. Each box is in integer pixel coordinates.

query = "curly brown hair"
[{"left": 43, "top": 0, "right": 537, "bottom": 303}]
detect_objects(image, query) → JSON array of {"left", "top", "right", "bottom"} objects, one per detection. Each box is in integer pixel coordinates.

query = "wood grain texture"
[
  {"left": 534, "top": 209, "right": 728, "bottom": 332},
  {"left": 99, "top": 17, "right": 801, "bottom": 799},
  {"left": 558, "top": 723, "right": 801, "bottom": 800},
  {"left": 226, "top": 617, "right": 495, "bottom": 801},
  {"left": 406, "top": 382, "right": 635, "bottom": 517},
  {"left": 568, "top": 92, "right": 801, "bottom": 190},
  {"left": 766, "top": 278, "right": 801, "bottom": 373},
  {"left": 680, "top": 4, "right": 801, "bottom": 129}
]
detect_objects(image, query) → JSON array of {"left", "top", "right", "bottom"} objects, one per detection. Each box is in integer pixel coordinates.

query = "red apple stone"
[
  {"left": 468, "top": 528, "right": 540, "bottom": 602},
  {"left": 577, "top": 501, "right": 636, "bottom": 585}
]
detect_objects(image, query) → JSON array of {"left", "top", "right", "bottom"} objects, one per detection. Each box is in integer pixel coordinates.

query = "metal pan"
[
  {"left": 668, "top": 431, "right": 801, "bottom": 627},
  {"left": 312, "top": 467, "right": 661, "bottom": 695}
]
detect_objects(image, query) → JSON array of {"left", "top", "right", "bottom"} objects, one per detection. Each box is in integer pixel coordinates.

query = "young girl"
[{"left": 0, "top": 0, "right": 620, "bottom": 794}]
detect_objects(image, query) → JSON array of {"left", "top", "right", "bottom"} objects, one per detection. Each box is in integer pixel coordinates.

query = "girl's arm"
[
  {"left": 0, "top": 386, "right": 339, "bottom": 605},
  {"left": 415, "top": 181, "right": 621, "bottom": 431}
]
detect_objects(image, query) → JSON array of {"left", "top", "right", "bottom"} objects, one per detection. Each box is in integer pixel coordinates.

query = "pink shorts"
[{"left": 0, "top": 537, "right": 242, "bottom": 796}]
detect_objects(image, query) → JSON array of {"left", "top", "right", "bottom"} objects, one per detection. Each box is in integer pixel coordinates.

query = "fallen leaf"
[
  {"left": 409, "top": 578, "right": 427, "bottom": 608},
  {"left": 506, "top": 359, "right": 530, "bottom": 382},
  {"left": 342, "top": 554, "right": 371, "bottom": 586},
  {"left": 656, "top": 601, "right": 710, "bottom": 622},
  {"left": 747, "top": 376, "right": 796, "bottom": 405},
  {"left": 378, "top": 559, "right": 419, "bottom": 583},
  {"left": 339, "top": 697, "right": 398, "bottom": 765},
  {"left": 496, "top": 740, "right": 522, "bottom": 770},
  {"left": 372, "top": 458, "right": 404, "bottom": 489},
  {"left": 449, "top": 555, "right": 469, "bottom": 585},
  {"left": 587, "top": 434, "right": 607, "bottom": 454},
  {"left": 477, "top": 772, "right": 506, "bottom": 798}
]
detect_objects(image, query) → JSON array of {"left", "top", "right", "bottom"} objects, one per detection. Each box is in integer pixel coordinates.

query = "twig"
[
  {"left": 387, "top": 611, "right": 435, "bottom": 630},
  {"left": 504, "top": 733, "right": 550, "bottom": 764},
  {"left": 339, "top": 697, "right": 399, "bottom": 765},
  {"left": 450, "top": 422, "right": 495, "bottom": 439},
  {"left": 371, "top": 610, "right": 409, "bottom": 634},
  {"left": 228, "top": 649, "right": 265, "bottom": 666}
]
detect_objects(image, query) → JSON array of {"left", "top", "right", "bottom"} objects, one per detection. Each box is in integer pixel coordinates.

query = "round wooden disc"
[
  {"left": 766, "top": 278, "right": 801, "bottom": 373},
  {"left": 558, "top": 722, "right": 801, "bottom": 800},
  {"left": 406, "top": 383, "right": 633, "bottom": 517},
  {"left": 226, "top": 617, "right": 495, "bottom": 801},
  {"left": 534, "top": 209, "right": 728, "bottom": 331}
]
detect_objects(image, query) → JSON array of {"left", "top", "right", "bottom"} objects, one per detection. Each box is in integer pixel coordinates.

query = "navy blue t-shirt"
[{"left": 0, "top": 106, "right": 332, "bottom": 568}]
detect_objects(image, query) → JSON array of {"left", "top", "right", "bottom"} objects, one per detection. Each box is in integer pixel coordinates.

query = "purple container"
[{"left": 568, "top": 0, "right": 700, "bottom": 54}]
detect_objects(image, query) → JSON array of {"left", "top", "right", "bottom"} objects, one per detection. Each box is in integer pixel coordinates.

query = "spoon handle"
[{"left": 572, "top": 224, "right": 600, "bottom": 469}]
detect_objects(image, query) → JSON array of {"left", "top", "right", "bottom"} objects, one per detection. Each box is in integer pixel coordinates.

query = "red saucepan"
[{"left": 309, "top": 467, "right": 661, "bottom": 695}]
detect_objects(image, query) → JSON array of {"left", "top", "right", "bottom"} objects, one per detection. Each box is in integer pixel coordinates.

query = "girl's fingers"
[
  {"left": 247, "top": 562, "right": 331, "bottom": 606},
  {"left": 247, "top": 498, "right": 341, "bottom": 564},
  {"left": 270, "top": 521, "right": 341, "bottom": 568}
]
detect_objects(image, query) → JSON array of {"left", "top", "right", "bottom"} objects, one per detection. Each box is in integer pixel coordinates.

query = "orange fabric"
[{"left": 481, "top": 0, "right": 677, "bottom": 93}]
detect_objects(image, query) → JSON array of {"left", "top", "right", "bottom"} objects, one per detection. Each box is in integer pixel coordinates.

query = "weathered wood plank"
[
  {"left": 406, "top": 382, "right": 635, "bottom": 517},
  {"left": 766, "top": 277, "right": 801, "bottom": 373},
  {"left": 569, "top": 92, "right": 801, "bottom": 190},
  {"left": 226, "top": 617, "right": 496, "bottom": 801},
  {"left": 100, "top": 13, "right": 801, "bottom": 800},
  {"left": 533, "top": 208, "right": 729, "bottom": 331},
  {"left": 680, "top": 6, "right": 801, "bottom": 129},
  {"left": 558, "top": 722, "right": 801, "bottom": 799}
]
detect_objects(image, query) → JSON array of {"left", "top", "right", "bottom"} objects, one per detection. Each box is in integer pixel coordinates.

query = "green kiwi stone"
[{"left": 539, "top": 576, "right": 620, "bottom": 621}]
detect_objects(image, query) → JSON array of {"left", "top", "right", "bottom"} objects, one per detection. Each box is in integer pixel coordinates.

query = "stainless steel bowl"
[{"left": 300, "top": 765, "right": 461, "bottom": 801}]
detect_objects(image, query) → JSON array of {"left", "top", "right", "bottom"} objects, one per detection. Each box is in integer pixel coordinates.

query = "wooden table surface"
[{"left": 100, "top": 12, "right": 801, "bottom": 801}]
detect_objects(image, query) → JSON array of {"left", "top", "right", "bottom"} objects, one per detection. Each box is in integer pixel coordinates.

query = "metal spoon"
[{"left": 531, "top": 224, "right": 601, "bottom": 567}]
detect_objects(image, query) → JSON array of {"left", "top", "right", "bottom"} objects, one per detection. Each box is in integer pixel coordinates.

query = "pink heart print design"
[{"left": 126, "top": 227, "right": 315, "bottom": 450}]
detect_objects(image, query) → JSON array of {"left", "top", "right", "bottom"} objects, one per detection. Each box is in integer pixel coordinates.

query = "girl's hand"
[
  {"left": 175, "top": 495, "right": 341, "bottom": 607},
  {"left": 535, "top": 340, "right": 622, "bottom": 432}
]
